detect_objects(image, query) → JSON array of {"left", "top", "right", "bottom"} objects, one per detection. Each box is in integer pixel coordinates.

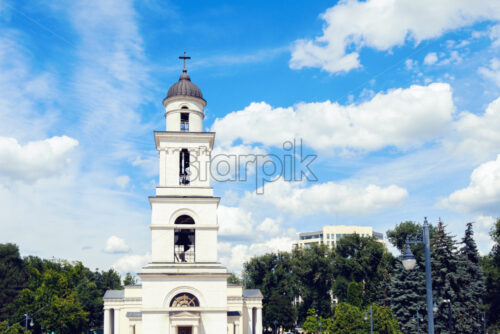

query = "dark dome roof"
[{"left": 166, "top": 69, "right": 204, "bottom": 101}]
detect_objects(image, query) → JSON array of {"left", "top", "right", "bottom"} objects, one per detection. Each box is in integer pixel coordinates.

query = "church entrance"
[{"left": 178, "top": 326, "right": 192, "bottom": 334}]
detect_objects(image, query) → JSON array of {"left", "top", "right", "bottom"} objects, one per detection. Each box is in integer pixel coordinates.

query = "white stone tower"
[
  {"left": 103, "top": 54, "right": 263, "bottom": 334},
  {"left": 139, "top": 54, "right": 228, "bottom": 334}
]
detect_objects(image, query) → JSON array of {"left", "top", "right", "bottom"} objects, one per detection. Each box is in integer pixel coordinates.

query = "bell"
[{"left": 175, "top": 230, "right": 193, "bottom": 252}]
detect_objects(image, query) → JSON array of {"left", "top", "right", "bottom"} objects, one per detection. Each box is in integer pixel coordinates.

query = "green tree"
[
  {"left": 390, "top": 261, "right": 427, "bottom": 333},
  {"left": 346, "top": 282, "right": 363, "bottom": 308},
  {"left": 292, "top": 244, "right": 334, "bottom": 320},
  {"left": 123, "top": 272, "right": 137, "bottom": 286},
  {"left": 0, "top": 320, "right": 31, "bottom": 334},
  {"left": 243, "top": 252, "right": 297, "bottom": 329},
  {"left": 227, "top": 273, "right": 242, "bottom": 285},
  {"left": 330, "top": 303, "right": 364, "bottom": 334},
  {"left": 482, "top": 218, "right": 500, "bottom": 331},
  {"left": 431, "top": 220, "right": 463, "bottom": 334},
  {"left": 376, "top": 264, "right": 392, "bottom": 307},
  {"left": 15, "top": 255, "right": 121, "bottom": 332},
  {"left": 0, "top": 244, "right": 28, "bottom": 321},
  {"left": 15, "top": 268, "right": 89, "bottom": 334},
  {"left": 370, "top": 303, "right": 402, "bottom": 334},
  {"left": 453, "top": 222, "right": 485, "bottom": 333},
  {"left": 386, "top": 221, "right": 422, "bottom": 250},
  {"left": 302, "top": 308, "right": 318, "bottom": 333},
  {"left": 266, "top": 292, "right": 298, "bottom": 331},
  {"left": 333, "top": 234, "right": 385, "bottom": 304}
]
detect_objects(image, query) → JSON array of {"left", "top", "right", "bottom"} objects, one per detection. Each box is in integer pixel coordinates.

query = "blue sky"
[{"left": 1, "top": 0, "right": 500, "bottom": 274}]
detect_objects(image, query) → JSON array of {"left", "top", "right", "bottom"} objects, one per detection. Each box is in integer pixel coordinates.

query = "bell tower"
[{"left": 139, "top": 53, "right": 229, "bottom": 334}]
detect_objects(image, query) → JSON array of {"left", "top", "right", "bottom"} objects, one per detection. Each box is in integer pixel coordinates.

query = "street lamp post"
[
  {"left": 401, "top": 217, "right": 435, "bottom": 334},
  {"left": 364, "top": 304, "right": 373, "bottom": 334},
  {"left": 413, "top": 311, "right": 423, "bottom": 334},
  {"left": 483, "top": 311, "right": 487, "bottom": 334},
  {"left": 24, "top": 313, "right": 34, "bottom": 330},
  {"left": 442, "top": 299, "right": 452, "bottom": 333}
]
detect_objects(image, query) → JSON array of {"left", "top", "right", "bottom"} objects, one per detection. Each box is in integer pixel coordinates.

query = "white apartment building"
[{"left": 296, "top": 225, "right": 384, "bottom": 248}]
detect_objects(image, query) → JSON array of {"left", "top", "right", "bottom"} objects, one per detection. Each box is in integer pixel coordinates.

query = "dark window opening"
[
  {"left": 180, "top": 112, "right": 189, "bottom": 132},
  {"left": 170, "top": 293, "right": 199, "bottom": 307},
  {"left": 179, "top": 149, "right": 190, "bottom": 185},
  {"left": 252, "top": 307, "right": 257, "bottom": 334},
  {"left": 174, "top": 228, "right": 195, "bottom": 263},
  {"left": 175, "top": 215, "right": 195, "bottom": 225},
  {"left": 181, "top": 106, "right": 189, "bottom": 109}
]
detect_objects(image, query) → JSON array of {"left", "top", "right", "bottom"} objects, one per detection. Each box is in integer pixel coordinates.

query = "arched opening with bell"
[{"left": 174, "top": 215, "right": 195, "bottom": 263}]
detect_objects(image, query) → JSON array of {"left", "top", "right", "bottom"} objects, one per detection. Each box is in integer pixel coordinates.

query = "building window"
[
  {"left": 180, "top": 112, "right": 189, "bottom": 132},
  {"left": 170, "top": 293, "right": 200, "bottom": 307},
  {"left": 252, "top": 307, "right": 257, "bottom": 334},
  {"left": 175, "top": 215, "right": 195, "bottom": 225},
  {"left": 174, "top": 215, "right": 195, "bottom": 263},
  {"left": 179, "top": 149, "right": 190, "bottom": 185}
]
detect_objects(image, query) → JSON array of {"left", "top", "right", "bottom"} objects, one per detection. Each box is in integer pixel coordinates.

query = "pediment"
[{"left": 170, "top": 311, "right": 200, "bottom": 319}]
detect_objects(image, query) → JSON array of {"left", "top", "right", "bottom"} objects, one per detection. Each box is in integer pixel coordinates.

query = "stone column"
[
  {"left": 170, "top": 324, "right": 176, "bottom": 334},
  {"left": 159, "top": 149, "right": 166, "bottom": 185},
  {"left": 247, "top": 308, "right": 252, "bottom": 334},
  {"left": 234, "top": 321, "right": 239, "bottom": 334},
  {"left": 256, "top": 308, "right": 263, "bottom": 334},
  {"left": 193, "top": 325, "right": 199, "bottom": 334},
  {"left": 114, "top": 309, "right": 120, "bottom": 334},
  {"left": 104, "top": 309, "right": 110, "bottom": 334}
]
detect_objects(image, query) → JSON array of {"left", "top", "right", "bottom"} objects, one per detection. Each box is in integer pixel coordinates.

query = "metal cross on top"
[{"left": 179, "top": 52, "right": 191, "bottom": 71}]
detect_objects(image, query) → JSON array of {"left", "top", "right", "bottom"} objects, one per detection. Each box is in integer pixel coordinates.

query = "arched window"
[
  {"left": 175, "top": 215, "right": 195, "bottom": 224},
  {"left": 181, "top": 105, "right": 189, "bottom": 109},
  {"left": 174, "top": 215, "right": 195, "bottom": 262},
  {"left": 170, "top": 293, "right": 200, "bottom": 307},
  {"left": 179, "top": 149, "right": 190, "bottom": 185},
  {"left": 180, "top": 112, "right": 189, "bottom": 131}
]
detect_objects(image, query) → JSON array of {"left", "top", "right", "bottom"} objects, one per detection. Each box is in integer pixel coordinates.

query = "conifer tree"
[
  {"left": 430, "top": 220, "right": 462, "bottom": 333},
  {"left": 454, "top": 222, "right": 485, "bottom": 333},
  {"left": 483, "top": 218, "right": 500, "bottom": 331},
  {"left": 390, "top": 261, "right": 427, "bottom": 333}
]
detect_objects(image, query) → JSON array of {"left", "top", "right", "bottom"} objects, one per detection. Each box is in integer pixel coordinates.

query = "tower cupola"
[
  {"left": 162, "top": 52, "right": 206, "bottom": 132},
  {"left": 164, "top": 69, "right": 204, "bottom": 102}
]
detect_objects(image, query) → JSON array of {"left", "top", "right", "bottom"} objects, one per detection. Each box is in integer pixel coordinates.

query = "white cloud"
[
  {"left": 219, "top": 236, "right": 296, "bottom": 273},
  {"left": 290, "top": 0, "right": 500, "bottom": 73},
  {"left": 132, "top": 154, "right": 158, "bottom": 177},
  {"left": 454, "top": 96, "right": 500, "bottom": 158},
  {"left": 474, "top": 215, "right": 497, "bottom": 254},
  {"left": 244, "top": 178, "right": 408, "bottom": 216},
  {"left": 440, "top": 155, "right": 500, "bottom": 214},
  {"left": 115, "top": 175, "right": 131, "bottom": 189},
  {"left": 0, "top": 35, "right": 59, "bottom": 140},
  {"left": 212, "top": 83, "right": 454, "bottom": 152},
  {"left": 424, "top": 52, "right": 438, "bottom": 65},
  {"left": 112, "top": 253, "right": 151, "bottom": 274},
  {"left": 211, "top": 144, "right": 268, "bottom": 181},
  {"left": 217, "top": 204, "right": 298, "bottom": 272},
  {"left": 405, "top": 58, "right": 417, "bottom": 70},
  {"left": 0, "top": 136, "right": 78, "bottom": 182},
  {"left": 104, "top": 235, "right": 130, "bottom": 253},
  {"left": 490, "top": 24, "right": 500, "bottom": 47},
  {"left": 256, "top": 217, "right": 282, "bottom": 236},
  {"left": 478, "top": 58, "right": 500, "bottom": 87},
  {"left": 218, "top": 205, "right": 255, "bottom": 240},
  {"left": 0, "top": 1, "right": 151, "bottom": 274}
]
